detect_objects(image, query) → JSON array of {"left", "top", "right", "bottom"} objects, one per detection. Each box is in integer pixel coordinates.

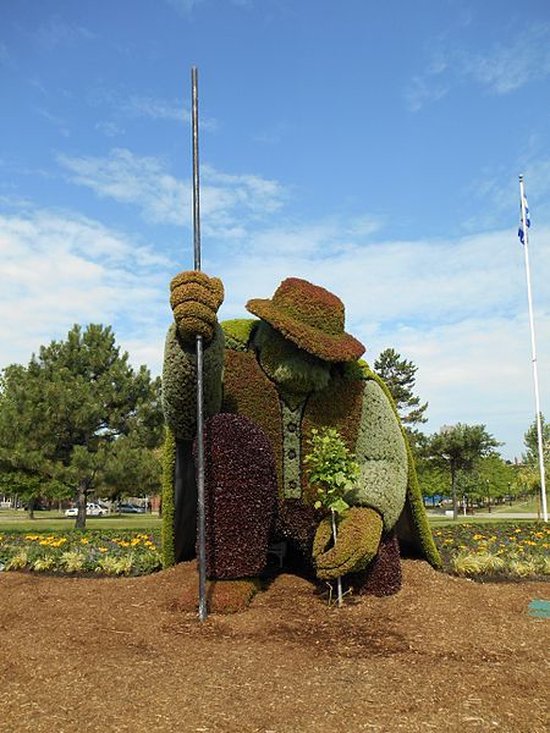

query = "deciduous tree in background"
[
  {"left": 425, "top": 423, "right": 500, "bottom": 520},
  {"left": 0, "top": 324, "right": 163, "bottom": 528},
  {"left": 522, "top": 413, "right": 550, "bottom": 467}
]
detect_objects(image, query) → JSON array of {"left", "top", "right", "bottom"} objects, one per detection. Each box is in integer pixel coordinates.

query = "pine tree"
[
  {"left": 0, "top": 324, "right": 163, "bottom": 527},
  {"left": 373, "top": 348, "right": 428, "bottom": 426}
]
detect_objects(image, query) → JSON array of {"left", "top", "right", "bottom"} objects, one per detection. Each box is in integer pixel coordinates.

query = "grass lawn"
[
  {"left": 0, "top": 509, "right": 161, "bottom": 533},
  {"left": 491, "top": 496, "right": 541, "bottom": 514}
]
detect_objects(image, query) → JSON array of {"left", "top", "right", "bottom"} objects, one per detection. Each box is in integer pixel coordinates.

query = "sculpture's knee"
[
  {"left": 196, "top": 413, "right": 277, "bottom": 579},
  {"left": 349, "top": 530, "right": 402, "bottom": 597}
]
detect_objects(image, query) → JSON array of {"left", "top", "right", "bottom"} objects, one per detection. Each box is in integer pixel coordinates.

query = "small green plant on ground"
[{"left": 304, "top": 426, "right": 360, "bottom": 606}]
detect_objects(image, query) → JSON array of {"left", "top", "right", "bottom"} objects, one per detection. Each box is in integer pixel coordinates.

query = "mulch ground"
[{"left": 0, "top": 560, "right": 549, "bottom": 733}]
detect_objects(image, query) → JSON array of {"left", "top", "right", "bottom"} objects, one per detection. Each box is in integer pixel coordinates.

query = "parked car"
[
  {"left": 117, "top": 503, "right": 145, "bottom": 514},
  {"left": 64, "top": 503, "right": 107, "bottom": 517}
]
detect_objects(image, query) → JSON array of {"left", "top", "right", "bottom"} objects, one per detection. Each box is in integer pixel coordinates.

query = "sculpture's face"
[{"left": 254, "top": 322, "right": 331, "bottom": 395}]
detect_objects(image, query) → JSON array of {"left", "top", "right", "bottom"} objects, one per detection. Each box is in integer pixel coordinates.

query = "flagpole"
[
  {"left": 191, "top": 66, "right": 208, "bottom": 619},
  {"left": 519, "top": 174, "right": 548, "bottom": 522}
]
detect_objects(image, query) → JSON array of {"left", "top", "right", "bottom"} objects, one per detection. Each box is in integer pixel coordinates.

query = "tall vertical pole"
[
  {"left": 192, "top": 66, "right": 208, "bottom": 619},
  {"left": 519, "top": 174, "right": 548, "bottom": 523}
]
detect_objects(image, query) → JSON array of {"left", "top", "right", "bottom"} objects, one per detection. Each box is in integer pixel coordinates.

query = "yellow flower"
[
  {"left": 514, "top": 528, "right": 522, "bottom": 533},
  {"left": 25, "top": 534, "right": 40, "bottom": 541},
  {"left": 98, "top": 547, "right": 108, "bottom": 553},
  {"left": 80, "top": 538, "right": 89, "bottom": 545},
  {"left": 472, "top": 534, "right": 484, "bottom": 541}
]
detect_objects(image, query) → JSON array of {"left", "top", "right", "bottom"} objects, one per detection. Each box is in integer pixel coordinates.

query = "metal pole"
[
  {"left": 192, "top": 66, "right": 208, "bottom": 618},
  {"left": 519, "top": 174, "right": 548, "bottom": 523}
]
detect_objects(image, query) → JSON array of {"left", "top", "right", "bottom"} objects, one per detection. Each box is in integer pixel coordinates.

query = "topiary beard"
[{"left": 253, "top": 322, "right": 331, "bottom": 396}]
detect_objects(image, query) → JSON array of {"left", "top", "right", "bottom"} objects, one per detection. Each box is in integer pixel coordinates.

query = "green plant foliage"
[
  {"left": 304, "top": 427, "right": 359, "bottom": 514},
  {"left": 222, "top": 348, "right": 284, "bottom": 489},
  {"left": 246, "top": 277, "right": 365, "bottom": 362},
  {"left": 170, "top": 271, "right": 224, "bottom": 344},
  {"left": 0, "top": 528, "right": 161, "bottom": 575},
  {"left": 433, "top": 521, "right": 550, "bottom": 579},
  {"left": 161, "top": 426, "right": 176, "bottom": 568},
  {"left": 221, "top": 318, "right": 258, "bottom": 352},
  {"left": 373, "top": 348, "right": 428, "bottom": 427},
  {"left": 0, "top": 324, "right": 163, "bottom": 530},
  {"left": 312, "top": 507, "right": 383, "bottom": 579},
  {"left": 253, "top": 322, "right": 331, "bottom": 395},
  {"left": 353, "top": 380, "right": 408, "bottom": 529},
  {"left": 162, "top": 323, "right": 224, "bottom": 440},
  {"left": 358, "top": 366, "right": 440, "bottom": 567}
]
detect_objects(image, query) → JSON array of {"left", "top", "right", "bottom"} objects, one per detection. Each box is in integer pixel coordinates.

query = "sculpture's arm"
[
  {"left": 350, "top": 379, "right": 408, "bottom": 531},
  {"left": 312, "top": 379, "right": 408, "bottom": 580},
  {"left": 162, "top": 323, "right": 224, "bottom": 440},
  {"left": 162, "top": 271, "right": 225, "bottom": 440}
]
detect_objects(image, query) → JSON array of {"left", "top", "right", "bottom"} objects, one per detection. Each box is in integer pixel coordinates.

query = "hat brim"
[{"left": 246, "top": 298, "right": 365, "bottom": 363}]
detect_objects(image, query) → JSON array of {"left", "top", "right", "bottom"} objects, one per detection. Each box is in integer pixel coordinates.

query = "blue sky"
[{"left": 1, "top": 0, "right": 550, "bottom": 459}]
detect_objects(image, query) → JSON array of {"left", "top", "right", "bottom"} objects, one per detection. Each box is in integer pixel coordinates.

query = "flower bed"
[
  {"left": 433, "top": 521, "right": 550, "bottom": 580},
  {"left": 0, "top": 529, "right": 162, "bottom": 576},
  {"left": 1, "top": 522, "right": 548, "bottom": 582}
]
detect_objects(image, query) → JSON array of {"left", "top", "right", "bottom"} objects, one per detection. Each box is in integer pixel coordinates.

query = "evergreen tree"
[
  {"left": 374, "top": 348, "right": 428, "bottom": 427},
  {"left": 0, "top": 324, "right": 163, "bottom": 527}
]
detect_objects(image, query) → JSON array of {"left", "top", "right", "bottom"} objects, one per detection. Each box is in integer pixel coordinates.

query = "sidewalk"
[{"left": 428, "top": 511, "right": 541, "bottom": 520}]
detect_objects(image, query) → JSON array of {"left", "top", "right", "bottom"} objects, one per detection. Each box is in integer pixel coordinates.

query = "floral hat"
[{"left": 246, "top": 277, "right": 365, "bottom": 363}]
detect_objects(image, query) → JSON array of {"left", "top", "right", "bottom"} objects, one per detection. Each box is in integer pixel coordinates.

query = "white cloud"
[
  {"left": 166, "top": 0, "right": 249, "bottom": 14},
  {"left": 461, "top": 24, "right": 550, "bottom": 94},
  {"left": 389, "top": 314, "right": 550, "bottom": 459},
  {"left": 120, "top": 95, "right": 188, "bottom": 123},
  {"left": 0, "top": 210, "right": 171, "bottom": 374},
  {"left": 1, "top": 201, "right": 547, "bottom": 458},
  {"left": 57, "top": 148, "right": 286, "bottom": 232},
  {"left": 35, "top": 107, "right": 70, "bottom": 137},
  {"left": 406, "top": 23, "right": 550, "bottom": 111},
  {"left": 216, "top": 224, "right": 550, "bottom": 459},
  {"left": 58, "top": 148, "right": 187, "bottom": 225},
  {"left": 18, "top": 148, "right": 550, "bottom": 459},
  {"left": 166, "top": 0, "right": 206, "bottom": 14},
  {"left": 405, "top": 74, "right": 449, "bottom": 112},
  {"left": 34, "top": 17, "right": 95, "bottom": 51},
  {"left": 95, "top": 121, "right": 125, "bottom": 138}
]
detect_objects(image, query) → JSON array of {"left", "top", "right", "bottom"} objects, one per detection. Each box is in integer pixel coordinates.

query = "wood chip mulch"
[{"left": 0, "top": 560, "right": 549, "bottom": 733}]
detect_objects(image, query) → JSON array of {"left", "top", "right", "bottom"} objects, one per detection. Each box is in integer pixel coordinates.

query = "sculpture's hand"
[
  {"left": 170, "top": 271, "right": 224, "bottom": 344},
  {"left": 312, "top": 507, "right": 383, "bottom": 580}
]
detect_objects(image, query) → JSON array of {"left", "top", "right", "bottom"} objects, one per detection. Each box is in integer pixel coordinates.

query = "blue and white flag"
[{"left": 518, "top": 196, "right": 531, "bottom": 245}]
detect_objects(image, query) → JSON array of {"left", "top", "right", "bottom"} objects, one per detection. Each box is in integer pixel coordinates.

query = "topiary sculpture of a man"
[{"left": 162, "top": 272, "right": 440, "bottom": 607}]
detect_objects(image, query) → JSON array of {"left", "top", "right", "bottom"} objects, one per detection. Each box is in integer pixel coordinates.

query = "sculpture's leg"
[
  {"left": 197, "top": 413, "right": 278, "bottom": 580},
  {"left": 174, "top": 439, "right": 198, "bottom": 563},
  {"left": 349, "top": 530, "right": 402, "bottom": 597}
]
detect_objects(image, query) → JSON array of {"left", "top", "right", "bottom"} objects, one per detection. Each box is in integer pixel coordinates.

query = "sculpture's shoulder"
[
  {"left": 220, "top": 318, "right": 259, "bottom": 352},
  {"left": 342, "top": 358, "right": 377, "bottom": 383}
]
